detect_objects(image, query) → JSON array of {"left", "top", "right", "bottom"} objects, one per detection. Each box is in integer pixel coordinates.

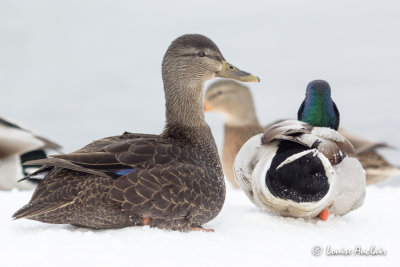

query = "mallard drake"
[
  {"left": 204, "top": 80, "right": 399, "bottom": 186},
  {"left": 234, "top": 80, "right": 366, "bottom": 220},
  {"left": 0, "top": 117, "right": 60, "bottom": 190},
  {"left": 13, "top": 34, "right": 260, "bottom": 231}
]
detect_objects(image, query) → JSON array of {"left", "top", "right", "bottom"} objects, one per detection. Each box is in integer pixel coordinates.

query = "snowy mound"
[{"left": 1, "top": 184, "right": 399, "bottom": 267}]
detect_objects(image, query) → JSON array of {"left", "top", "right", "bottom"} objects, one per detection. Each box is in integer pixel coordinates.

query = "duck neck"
[
  {"left": 225, "top": 103, "right": 261, "bottom": 127},
  {"left": 300, "top": 95, "right": 339, "bottom": 130},
  {"left": 225, "top": 110, "right": 260, "bottom": 127},
  {"left": 163, "top": 76, "right": 208, "bottom": 132}
]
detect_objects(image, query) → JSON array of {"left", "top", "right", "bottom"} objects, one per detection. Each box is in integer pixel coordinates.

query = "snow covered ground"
[
  {"left": 1, "top": 184, "right": 399, "bottom": 267},
  {"left": 1, "top": 0, "right": 400, "bottom": 266}
]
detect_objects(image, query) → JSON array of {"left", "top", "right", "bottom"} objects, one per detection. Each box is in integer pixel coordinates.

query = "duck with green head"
[
  {"left": 233, "top": 80, "right": 366, "bottom": 220},
  {"left": 297, "top": 80, "right": 339, "bottom": 130},
  {"left": 205, "top": 80, "right": 399, "bottom": 187}
]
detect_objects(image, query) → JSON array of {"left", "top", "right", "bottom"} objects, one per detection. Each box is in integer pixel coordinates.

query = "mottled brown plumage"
[
  {"left": 339, "top": 128, "right": 400, "bottom": 184},
  {"left": 15, "top": 131, "right": 224, "bottom": 230},
  {"left": 13, "top": 34, "right": 259, "bottom": 231}
]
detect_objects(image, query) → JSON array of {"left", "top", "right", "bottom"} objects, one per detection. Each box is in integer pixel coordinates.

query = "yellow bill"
[{"left": 216, "top": 60, "right": 260, "bottom": 82}]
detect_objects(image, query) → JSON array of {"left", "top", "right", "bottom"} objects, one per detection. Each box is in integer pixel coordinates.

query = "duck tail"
[
  {"left": 265, "top": 141, "right": 331, "bottom": 203},
  {"left": 18, "top": 166, "right": 51, "bottom": 184},
  {"left": 366, "top": 165, "right": 400, "bottom": 185}
]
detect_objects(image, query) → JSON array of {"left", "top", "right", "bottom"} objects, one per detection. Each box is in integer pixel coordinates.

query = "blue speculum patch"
[{"left": 113, "top": 169, "right": 136, "bottom": 176}]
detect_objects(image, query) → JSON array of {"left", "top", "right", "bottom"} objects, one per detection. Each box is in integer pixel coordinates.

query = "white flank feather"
[
  {"left": 0, "top": 155, "right": 35, "bottom": 190},
  {"left": 0, "top": 124, "right": 46, "bottom": 158}
]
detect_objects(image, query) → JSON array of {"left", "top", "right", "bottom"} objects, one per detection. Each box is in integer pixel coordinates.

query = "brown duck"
[
  {"left": 13, "top": 34, "right": 260, "bottom": 231},
  {"left": 204, "top": 80, "right": 400, "bottom": 187}
]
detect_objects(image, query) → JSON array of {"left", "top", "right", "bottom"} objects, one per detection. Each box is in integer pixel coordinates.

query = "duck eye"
[{"left": 197, "top": 52, "right": 206, "bottom": 57}]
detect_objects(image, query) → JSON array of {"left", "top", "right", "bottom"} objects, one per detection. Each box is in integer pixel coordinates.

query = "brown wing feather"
[
  {"left": 14, "top": 168, "right": 91, "bottom": 218},
  {"left": 50, "top": 135, "right": 178, "bottom": 171},
  {"left": 13, "top": 168, "right": 135, "bottom": 229},
  {"left": 262, "top": 120, "right": 355, "bottom": 165},
  {"left": 74, "top": 132, "right": 158, "bottom": 153},
  {"left": 23, "top": 158, "right": 110, "bottom": 178},
  {"left": 261, "top": 120, "right": 312, "bottom": 144},
  {"left": 15, "top": 133, "right": 187, "bottom": 220},
  {"left": 338, "top": 128, "right": 391, "bottom": 154}
]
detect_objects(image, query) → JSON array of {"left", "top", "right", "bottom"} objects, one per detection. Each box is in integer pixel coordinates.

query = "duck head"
[
  {"left": 162, "top": 34, "right": 259, "bottom": 127},
  {"left": 162, "top": 34, "right": 259, "bottom": 86},
  {"left": 297, "top": 80, "right": 340, "bottom": 130},
  {"left": 204, "top": 80, "right": 259, "bottom": 126}
]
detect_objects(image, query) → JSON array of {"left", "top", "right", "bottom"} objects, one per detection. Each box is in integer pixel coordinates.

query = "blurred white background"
[{"left": 1, "top": 0, "right": 399, "bottom": 166}]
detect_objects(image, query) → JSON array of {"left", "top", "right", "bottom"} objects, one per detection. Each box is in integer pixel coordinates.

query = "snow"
[
  {"left": 1, "top": 185, "right": 399, "bottom": 267},
  {"left": 1, "top": 0, "right": 400, "bottom": 266}
]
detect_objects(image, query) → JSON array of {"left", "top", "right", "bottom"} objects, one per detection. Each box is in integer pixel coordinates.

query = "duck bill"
[
  {"left": 216, "top": 61, "right": 260, "bottom": 82},
  {"left": 204, "top": 101, "right": 211, "bottom": 112}
]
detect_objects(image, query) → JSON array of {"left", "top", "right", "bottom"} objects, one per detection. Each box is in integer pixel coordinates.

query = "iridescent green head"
[{"left": 297, "top": 80, "right": 340, "bottom": 130}]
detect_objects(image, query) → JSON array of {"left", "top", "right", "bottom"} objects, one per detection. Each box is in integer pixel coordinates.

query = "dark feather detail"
[
  {"left": 266, "top": 141, "right": 330, "bottom": 203},
  {"left": 262, "top": 120, "right": 355, "bottom": 165},
  {"left": 20, "top": 149, "right": 47, "bottom": 176},
  {"left": 14, "top": 130, "right": 224, "bottom": 231},
  {"left": 18, "top": 166, "right": 52, "bottom": 183},
  {"left": 0, "top": 117, "right": 22, "bottom": 129},
  {"left": 23, "top": 158, "right": 111, "bottom": 178},
  {"left": 52, "top": 152, "right": 119, "bottom": 165},
  {"left": 261, "top": 120, "right": 312, "bottom": 145}
]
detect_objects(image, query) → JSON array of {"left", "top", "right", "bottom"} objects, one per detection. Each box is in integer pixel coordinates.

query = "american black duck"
[{"left": 13, "top": 34, "right": 259, "bottom": 231}]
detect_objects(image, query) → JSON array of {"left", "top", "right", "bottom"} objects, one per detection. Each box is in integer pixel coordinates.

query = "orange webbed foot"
[{"left": 319, "top": 209, "right": 330, "bottom": 221}]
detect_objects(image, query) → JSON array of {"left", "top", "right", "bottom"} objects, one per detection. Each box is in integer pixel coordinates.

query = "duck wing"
[
  {"left": 24, "top": 132, "right": 178, "bottom": 175},
  {"left": 262, "top": 120, "right": 355, "bottom": 165},
  {"left": 338, "top": 128, "right": 391, "bottom": 154},
  {"left": 261, "top": 120, "right": 313, "bottom": 145},
  {"left": 16, "top": 132, "right": 218, "bottom": 228}
]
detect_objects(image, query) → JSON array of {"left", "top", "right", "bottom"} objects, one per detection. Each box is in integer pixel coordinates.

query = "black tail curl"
[{"left": 265, "top": 141, "right": 330, "bottom": 203}]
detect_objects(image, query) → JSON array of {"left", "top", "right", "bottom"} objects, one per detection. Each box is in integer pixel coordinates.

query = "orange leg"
[
  {"left": 142, "top": 217, "right": 153, "bottom": 226},
  {"left": 319, "top": 209, "right": 330, "bottom": 221}
]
